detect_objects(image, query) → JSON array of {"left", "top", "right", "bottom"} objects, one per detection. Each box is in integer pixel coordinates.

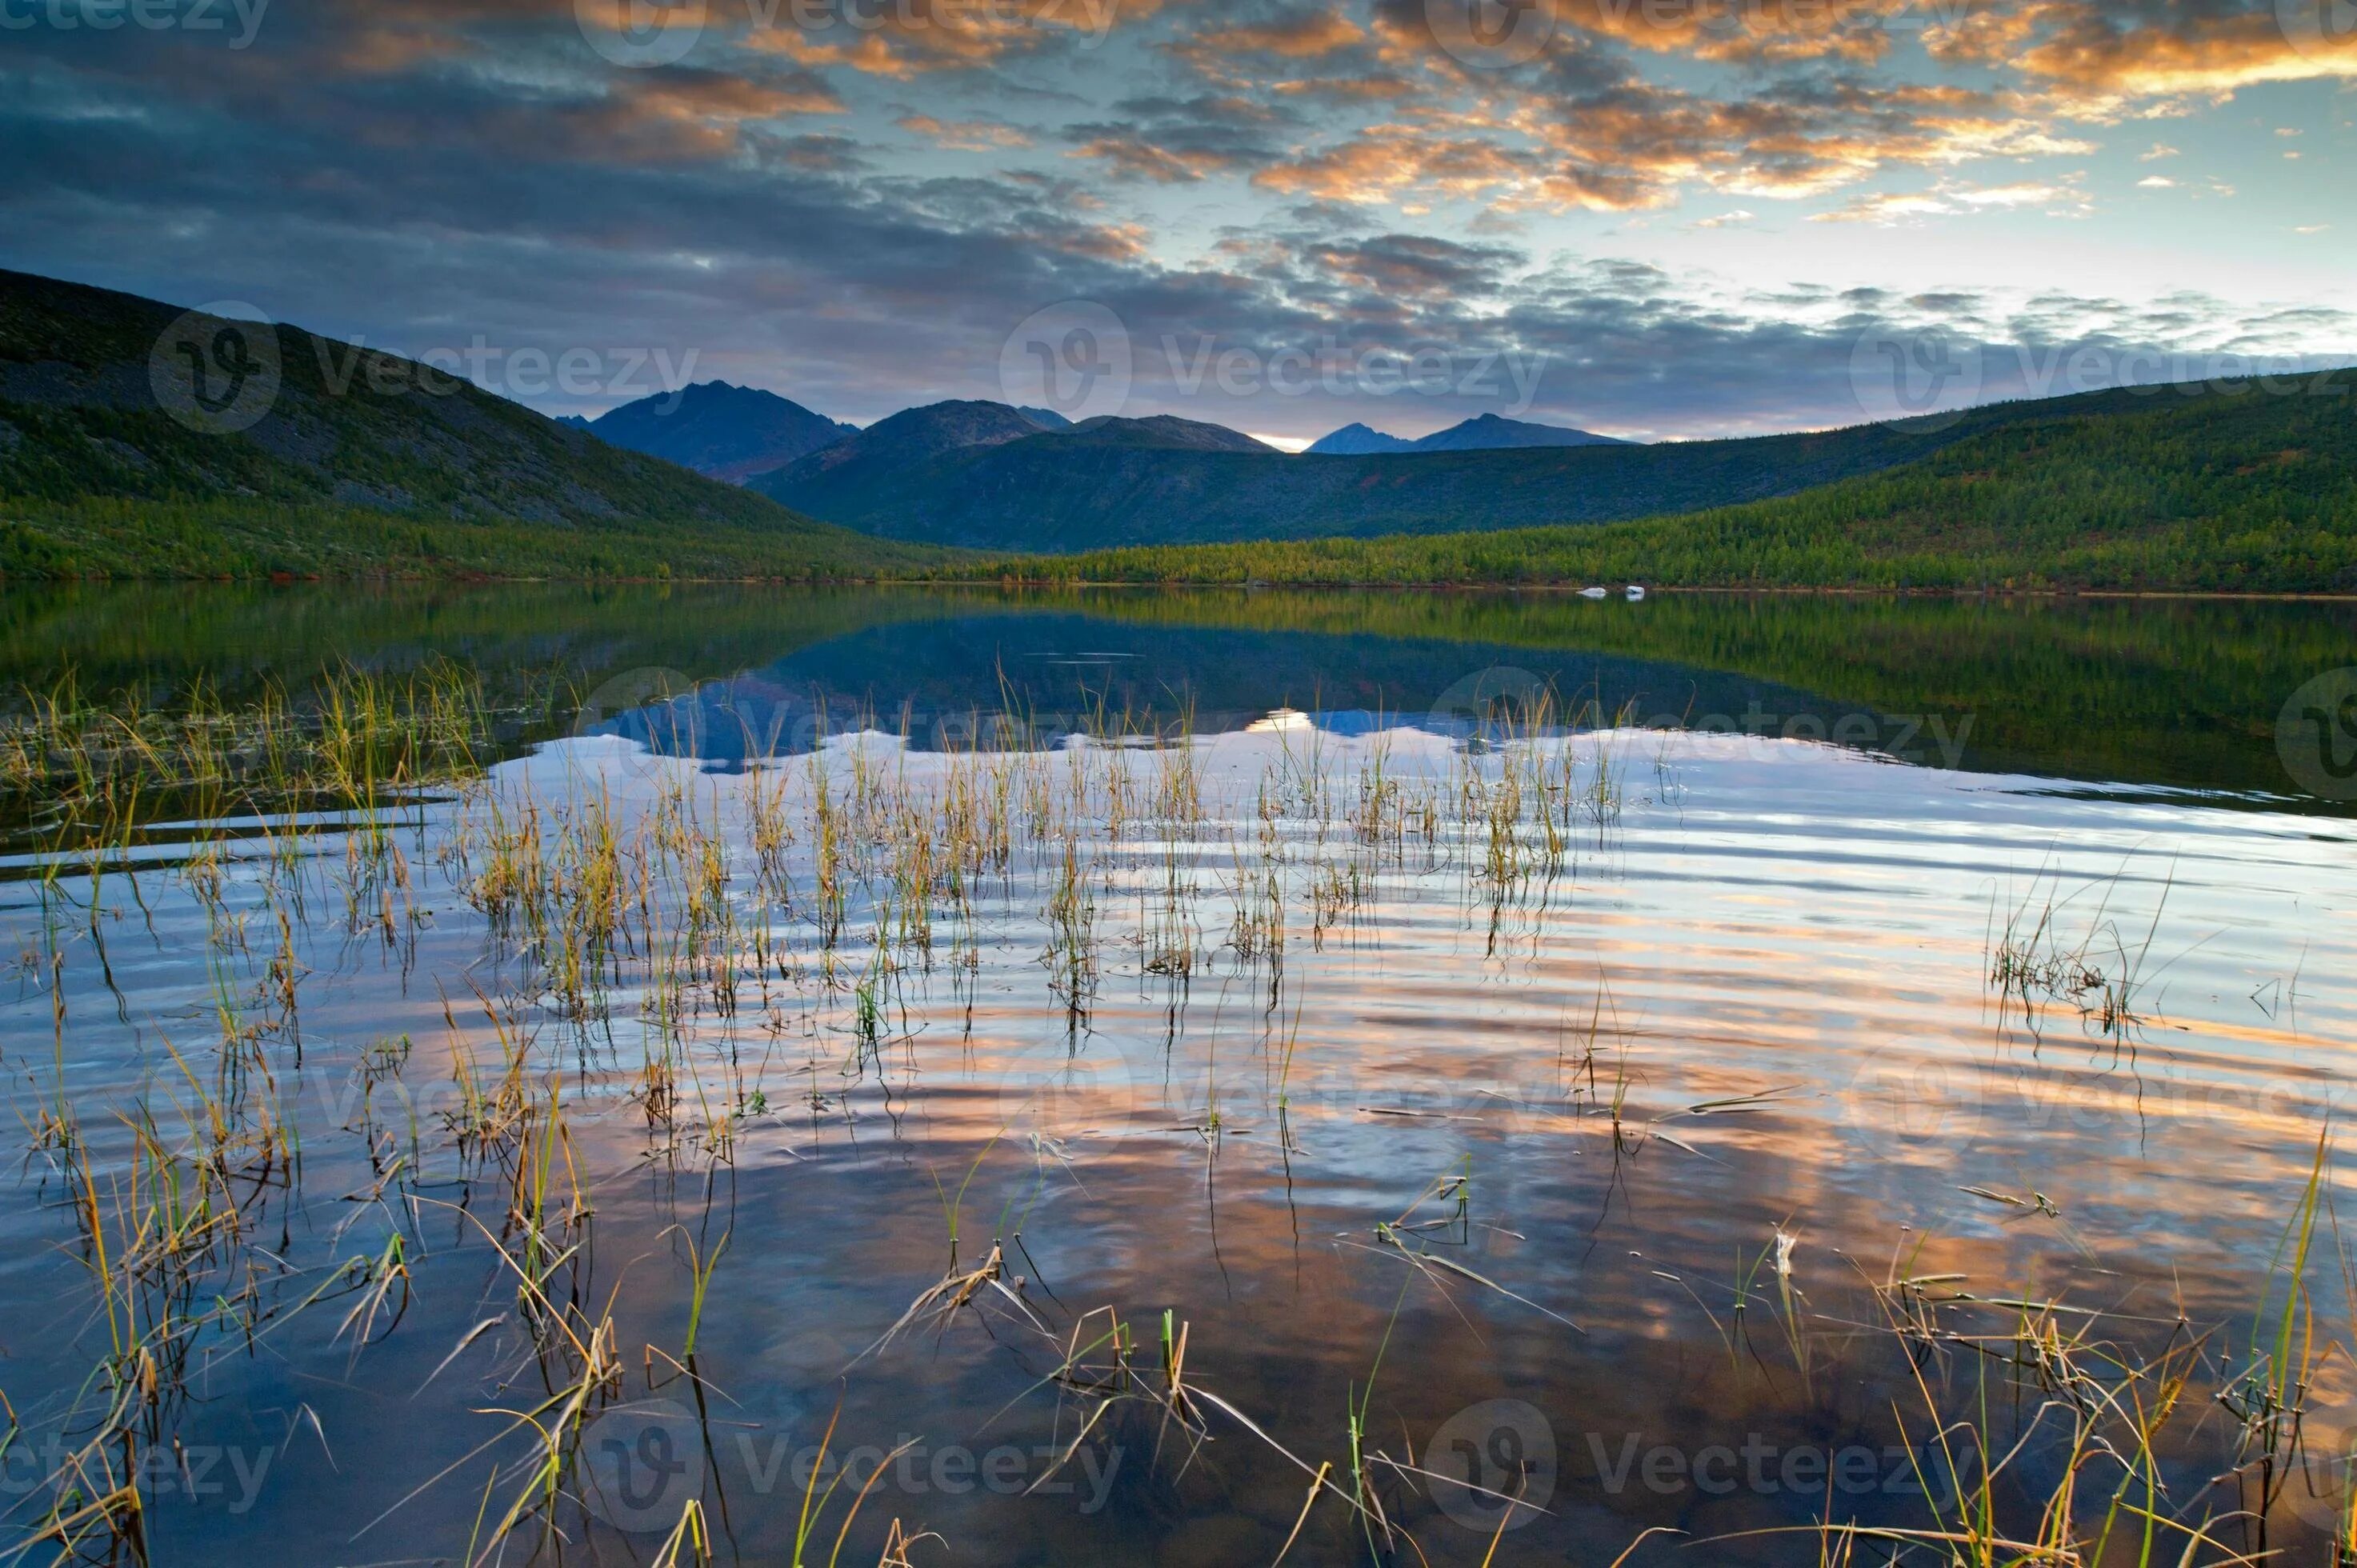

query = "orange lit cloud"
[
  {"left": 737, "top": 0, "right": 1154, "bottom": 75},
  {"left": 1195, "top": 8, "right": 1367, "bottom": 56},
  {"left": 1928, "top": 1, "right": 2357, "bottom": 100},
  {"left": 899, "top": 114, "right": 1034, "bottom": 149}
]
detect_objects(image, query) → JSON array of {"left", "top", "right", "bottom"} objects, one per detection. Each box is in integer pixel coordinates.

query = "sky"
[{"left": 2, "top": 0, "right": 2354, "bottom": 443}]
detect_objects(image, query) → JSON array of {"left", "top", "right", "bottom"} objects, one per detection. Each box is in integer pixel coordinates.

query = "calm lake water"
[{"left": 2, "top": 585, "right": 2353, "bottom": 1566}]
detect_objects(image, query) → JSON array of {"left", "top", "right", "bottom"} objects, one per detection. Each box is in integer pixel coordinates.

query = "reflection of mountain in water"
[
  {"left": 7, "top": 582, "right": 2351, "bottom": 805},
  {"left": 584, "top": 612, "right": 1951, "bottom": 773}
]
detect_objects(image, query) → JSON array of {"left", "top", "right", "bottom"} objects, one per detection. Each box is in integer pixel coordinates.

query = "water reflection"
[
  {"left": 0, "top": 590, "right": 2353, "bottom": 1565},
  {"left": 6, "top": 582, "right": 2353, "bottom": 804}
]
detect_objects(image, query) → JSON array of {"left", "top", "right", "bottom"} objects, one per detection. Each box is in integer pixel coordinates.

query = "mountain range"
[
  {"left": 746, "top": 396, "right": 1999, "bottom": 551},
  {"left": 578, "top": 383, "right": 1615, "bottom": 478},
  {"left": 0, "top": 269, "right": 929, "bottom": 578},
  {"left": 3, "top": 268, "right": 2351, "bottom": 590},
  {"left": 1306, "top": 414, "right": 1629, "bottom": 454},
  {"left": 585, "top": 380, "right": 855, "bottom": 483}
]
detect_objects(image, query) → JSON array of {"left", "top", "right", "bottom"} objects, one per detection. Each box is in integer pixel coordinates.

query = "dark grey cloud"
[
  {"left": 1, "top": 0, "right": 2346, "bottom": 442},
  {"left": 1060, "top": 92, "right": 1298, "bottom": 180}
]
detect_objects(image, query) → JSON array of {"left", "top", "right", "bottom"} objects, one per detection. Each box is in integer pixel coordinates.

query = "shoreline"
[
  {"left": 914, "top": 579, "right": 2357, "bottom": 603},
  {"left": 5, "top": 571, "right": 2357, "bottom": 602}
]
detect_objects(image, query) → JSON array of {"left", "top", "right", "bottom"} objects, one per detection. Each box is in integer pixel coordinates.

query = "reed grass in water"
[{"left": 0, "top": 673, "right": 2343, "bottom": 1566}]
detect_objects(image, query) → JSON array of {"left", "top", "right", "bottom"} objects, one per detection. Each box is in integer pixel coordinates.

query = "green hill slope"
[
  {"left": 0, "top": 270, "right": 938, "bottom": 579},
  {"left": 934, "top": 372, "right": 2357, "bottom": 593},
  {"left": 752, "top": 381, "right": 2316, "bottom": 554},
  {"left": 757, "top": 409, "right": 1991, "bottom": 550},
  {"left": 5, "top": 270, "right": 2350, "bottom": 591}
]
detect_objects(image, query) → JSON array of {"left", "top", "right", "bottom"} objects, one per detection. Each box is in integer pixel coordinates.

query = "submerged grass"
[{"left": 0, "top": 673, "right": 2344, "bottom": 1566}]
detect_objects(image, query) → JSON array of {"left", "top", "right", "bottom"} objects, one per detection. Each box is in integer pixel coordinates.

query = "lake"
[{"left": 1, "top": 583, "right": 2352, "bottom": 1566}]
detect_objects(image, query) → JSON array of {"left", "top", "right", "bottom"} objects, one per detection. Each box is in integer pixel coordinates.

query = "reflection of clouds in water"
[
  {"left": 15, "top": 610, "right": 2357, "bottom": 1561},
  {"left": 42, "top": 717, "right": 2339, "bottom": 1559},
  {"left": 570, "top": 662, "right": 1987, "bottom": 782},
  {"left": 506, "top": 727, "right": 2357, "bottom": 1241}
]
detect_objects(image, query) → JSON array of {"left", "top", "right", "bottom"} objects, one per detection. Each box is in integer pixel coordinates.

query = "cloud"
[
  {"left": 1297, "top": 233, "right": 1527, "bottom": 300},
  {"left": 899, "top": 114, "right": 1034, "bottom": 150},
  {"left": 1186, "top": 8, "right": 1368, "bottom": 59},
  {"left": 1064, "top": 93, "right": 1295, "bottom": 181},
  {"left": 1811, "top": 176, "right": 2091, "bottom": 222},
  {"left": 1927, "top": 0, "right": 2357, "bottom": 103},
  {"left": 0, "top": 0, "right": 2346, "bottom": 445},
  {"left": 734, "top": 0, "right": 1157, "bottom": 77},
  {"left": 1253, "top": 123, "right": 1547, "bottom": 205}
]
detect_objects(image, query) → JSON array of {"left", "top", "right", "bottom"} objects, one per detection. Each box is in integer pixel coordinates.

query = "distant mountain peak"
[
  {"left": 1059, "top": 414, "right": 1274, "bottom": 453},
  {"left": 766, "top": 399, "right": 1061, "bottom": 486},
  {"left": 588, "top": 382, "right": 854, "bottom": 483},
  {"left": 1307, "top": 422, "right": 1413, "bottom": 455},
  {"left": 1409, "top": 414, "right": 1629, "bottom": 452},
  {"left": 1306, "top": 415, "right": 1626, "bottom": 454}
]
